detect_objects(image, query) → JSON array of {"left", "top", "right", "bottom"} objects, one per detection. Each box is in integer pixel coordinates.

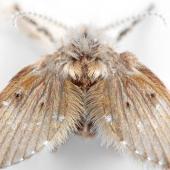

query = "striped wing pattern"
[
  {"left": 0, "top": 62, "right": 83, "bottom": 168},
  {"left": 89, "top": 64, "right": 170, "bottom": 169}
]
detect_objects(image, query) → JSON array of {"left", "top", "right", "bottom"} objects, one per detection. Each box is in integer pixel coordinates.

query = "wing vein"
[
  {"left": 131, "top": 79, "right": 169, "bottom": 163},
  {"left": 117, "top": 76, "right": 135, "bottom": 150}
]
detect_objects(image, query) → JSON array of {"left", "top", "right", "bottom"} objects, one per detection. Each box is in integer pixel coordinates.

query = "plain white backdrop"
[{"left": 0, "top": 0, "right": 170, "bottom": 170}]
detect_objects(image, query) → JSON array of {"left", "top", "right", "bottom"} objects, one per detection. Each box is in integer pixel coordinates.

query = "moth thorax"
[
  {"left": 62, "top": 61, "right": 82, "bottom": 80},
  {"left": 88, "top": 60, "right": 108, "bottom": 80},
  {"left": 62, "top": 60, "right": 108, "bottom": 81}
]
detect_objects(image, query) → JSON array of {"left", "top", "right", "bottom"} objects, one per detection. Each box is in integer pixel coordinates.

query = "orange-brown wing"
[
  {"left": 88, "top": 52, "right": 170, "bottom": 169},
  {"left": 0, "top": 58, "right": 83, "bottom": 168}
]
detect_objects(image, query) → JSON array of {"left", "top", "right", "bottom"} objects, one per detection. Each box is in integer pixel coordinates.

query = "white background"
[{"left": 0, "top": 0, "right": 170, "bottom": 170}]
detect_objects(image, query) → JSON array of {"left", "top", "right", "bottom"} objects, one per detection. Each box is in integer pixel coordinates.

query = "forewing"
[
  {"left": 89, "top": 53, "right": 170, "bottom": 169},
  {"left": 0, "top": 58, "right": 83, "bottom": 168}
]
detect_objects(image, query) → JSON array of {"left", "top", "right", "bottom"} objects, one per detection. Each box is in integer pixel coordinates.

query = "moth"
[{"left": 0, "top": 3, "right": 169, "bottom": 170}]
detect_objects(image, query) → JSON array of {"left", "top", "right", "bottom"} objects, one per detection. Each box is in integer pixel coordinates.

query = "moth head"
[
  {"left": 56, "top": 25, "right": 117, "bottom": 80},
  {"left": 62, "top": 25, "right": 111, "bottom": 60}
]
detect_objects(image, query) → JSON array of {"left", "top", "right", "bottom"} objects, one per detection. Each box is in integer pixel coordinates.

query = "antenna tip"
[{"left": 147, "top": 3, "right": 156, "bottom": 12}]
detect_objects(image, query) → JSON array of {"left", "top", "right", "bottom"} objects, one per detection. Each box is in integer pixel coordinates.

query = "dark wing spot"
[
  {"left": 150, "top": 93, "right": 156, "bottom": 98},
  {"left": 126, "top": 102, "right": 130, "bottom": 108},
  {"left": 40, "top": 102, "right": 45, "bottom": 108},
  {"left": 14, "top": 92, "right": 23, "bottom": 100}
]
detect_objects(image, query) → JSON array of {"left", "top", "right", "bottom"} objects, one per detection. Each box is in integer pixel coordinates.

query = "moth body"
[
  {"left": 1, "top": 4, "right": 170, "bottom": 170},
  {"left": 35, "top": 26, "right": 137, "bottom": 138}
]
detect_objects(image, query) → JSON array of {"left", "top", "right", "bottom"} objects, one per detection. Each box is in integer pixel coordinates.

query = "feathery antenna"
[
  {"left": 100, "top": 3, "right": 167, "bottom": 33},
  {"left": 13, "top": 11, "right": 68, "bottom": 31}
]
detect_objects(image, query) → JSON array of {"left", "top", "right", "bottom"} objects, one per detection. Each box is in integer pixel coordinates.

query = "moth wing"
[
  {"left": 88, "top": 52, "right": 170, "bottom": 169},
  {"left": 0, "top": 57, "right": 83, "bottom": 168}
]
